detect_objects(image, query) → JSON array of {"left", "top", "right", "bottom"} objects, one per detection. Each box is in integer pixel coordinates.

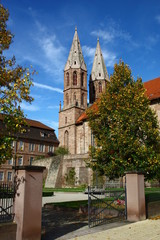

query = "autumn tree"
[
  {"left": 0, "top": 4, "right": 34, "bottom": 164},
  {"left": 87, "top": 60, "right": 160, "bottom": 180}
]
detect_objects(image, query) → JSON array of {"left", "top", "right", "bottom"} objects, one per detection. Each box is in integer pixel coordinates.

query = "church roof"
[
  {"left": 144, "top": 77, "right": 160, "bottom": 100},
  {"left": 90, "top": 38, "right": 109, "bottom": 81},
  {"left": 76, "top": 102, "right": 98, "bottom": 124},
  {"left": 64, "top": 27, "right": 87, "bottom": 71},
  {"left": 76, "top": 76, "right": 160, "bottom": 124}
]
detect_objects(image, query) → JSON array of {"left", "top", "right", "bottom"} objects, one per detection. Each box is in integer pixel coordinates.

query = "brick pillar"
[
  {"left": 13, "top": 166, "right": 45, "bottom": 240},
  {"left": 126, "top": 171, "right": 146, "bottom": 222}
]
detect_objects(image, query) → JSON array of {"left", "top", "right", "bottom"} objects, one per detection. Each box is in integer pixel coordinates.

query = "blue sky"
[{"left": 2, "top": 0, "right": 160, "bottom": 136}]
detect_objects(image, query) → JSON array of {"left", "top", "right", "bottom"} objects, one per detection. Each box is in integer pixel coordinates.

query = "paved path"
[
  {"left": 42, "top": 192, "right": 88, "bottom": 206},
  {"left": 42, "top": 193, "right": 160, "bottom": 240},
  {"left": 70, "top": 219, "right": 160, "bottom": 240}
]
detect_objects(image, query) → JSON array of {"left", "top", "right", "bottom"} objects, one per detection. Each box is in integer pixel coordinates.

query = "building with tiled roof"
[
  {"left": 0, "top": 113, "right": 59, "bottom": 182},
  {"left": 57, "top": 28, "right": 160, "bottom": 188}
]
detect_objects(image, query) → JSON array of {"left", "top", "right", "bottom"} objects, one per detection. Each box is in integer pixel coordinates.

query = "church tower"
[
  {"left": 58, "top": 28, "right": 87, "bottom": 154},
  {"left": 89, "top": 38, "right": 109, "bottom": 104}
]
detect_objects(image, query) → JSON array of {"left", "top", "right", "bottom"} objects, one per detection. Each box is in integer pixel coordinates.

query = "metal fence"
[
  {"left": 0, "top": 182, "right": 15, "bottom": 223},
  {"left": 88, "top": 184, "right": 126, "bottom": 228}
]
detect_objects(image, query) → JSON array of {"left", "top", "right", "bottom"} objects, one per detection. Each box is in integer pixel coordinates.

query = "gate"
[
  {"left": 88, "top": 183, "right": 127, "bottom": 228},
  {"left": 0, "top": 182, "right": 15, "bottom": 223}
]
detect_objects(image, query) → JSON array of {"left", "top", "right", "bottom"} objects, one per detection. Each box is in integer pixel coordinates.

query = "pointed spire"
[
  {"left": 64, "top": 28, "right": 87, "bottom": 71},
  {"left": 91, "top": 39, "right": 109, "bottom": 81}
]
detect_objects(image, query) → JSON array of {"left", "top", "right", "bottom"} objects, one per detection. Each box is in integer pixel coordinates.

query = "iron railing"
[
  {"left": 0, "top": 182, "right": 15, "bottom": 223},
  {"left": 88, "top": 184, "right": 126, "bottom": 228}
]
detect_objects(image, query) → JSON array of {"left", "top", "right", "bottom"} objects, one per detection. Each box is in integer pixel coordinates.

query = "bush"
[{"left": 54, "top": 146, "right": 69, "bottom": 156}]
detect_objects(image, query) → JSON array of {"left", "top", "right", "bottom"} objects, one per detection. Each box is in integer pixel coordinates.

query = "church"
[
  {"left": 35, "top": 28, "right": 160, "bottom": 188},
  {"left": 58, "top": 27, "right": 109, "bottom": 155}
]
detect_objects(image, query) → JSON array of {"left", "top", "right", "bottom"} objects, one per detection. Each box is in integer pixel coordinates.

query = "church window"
[
  {"left": 99, "top": 82, "right": 102, "bottom": 93},
  {"left": 64, "top": 130, "right": 69, "bottom": 149},
  {"left": 66, "top": 93, "right": 69, "bottom": 105},
  {"left": 73, "top": 93, "right": 76, "bottom": 101},
  {"left": 66, "top": 72, "right": 69, "bottom": 86},
  {"left": 99, "top": 73, "right": 101, "bottom": 77},
  {"left": 65, "top": 117, "right": 67, "bottom": 124},
  {"left": 81, "top": 93, "right": 84, "bottom": 106},
  {"left": 73, "top": 71, "right": 77, "bottom": 85},
  {"left": 81, "top": 72, "right": 84, "bottom": 87},
  {"left": 74, "top": 61, "right": 76, "bottom": 65}
]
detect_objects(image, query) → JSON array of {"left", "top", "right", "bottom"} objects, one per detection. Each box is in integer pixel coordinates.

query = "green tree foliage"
[
  {"left": 54, "top": 146, "right": 69, "bottom": 156},
  {"left": 87, "top": 60, "right": 160, "bottom": 180},
  {"left": 0, "top": 4, "right": 34, "bottom": 164}
]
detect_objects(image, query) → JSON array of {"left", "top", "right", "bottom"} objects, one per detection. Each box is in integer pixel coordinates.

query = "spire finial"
[
  {"left": 97, "top": 37, "right": 99, "bottom": 42},
  {"left": 75, "top": 26, "right": 77, "bottom": 31}
]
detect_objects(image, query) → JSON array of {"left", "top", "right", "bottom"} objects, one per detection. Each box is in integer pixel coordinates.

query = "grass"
[{"left": 43, "top": 187, "right": 86, "bottom": 193}]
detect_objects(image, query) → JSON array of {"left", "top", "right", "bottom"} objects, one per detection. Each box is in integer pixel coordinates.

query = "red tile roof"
[
  {"left": 76, "top": 101, "right": 98, "bottom": 124},
  {"left": 0, "top": 113, "right": 54, "bottom": 131},
  {"left": 76, "top": 76, "right": 160, "bottom": 124},
  {"left": 144, "top": 77, "right": 160, "bottom": 100}
]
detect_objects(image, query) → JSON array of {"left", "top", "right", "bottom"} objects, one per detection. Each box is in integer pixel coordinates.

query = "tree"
[
  {"left": 0, "top": 4, "right": 34, "bottom": 164},
  {"left": 87, "top": 60, "right": 160, "bottom": 180}
]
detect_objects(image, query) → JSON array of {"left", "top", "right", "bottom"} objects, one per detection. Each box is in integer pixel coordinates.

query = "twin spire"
[
  {"left": 64, "top": 27, "right": 87, "bottom": 71},
  {"left": 64, "top": 27, "right": 109, "bottom": 82},
  {"left": 91, "top": 38, "right": 109, "bottom": 81}
]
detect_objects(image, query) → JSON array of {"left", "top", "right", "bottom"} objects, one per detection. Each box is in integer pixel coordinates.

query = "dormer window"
[
  {"left": 74, "top": 61, "right": 76, "bottom": 65},
  {"left": 40, "top": 132, "right": 45, "bottom": 137},
  {"left": 99, "top": 73, "right": 101, "bottom": 77}
]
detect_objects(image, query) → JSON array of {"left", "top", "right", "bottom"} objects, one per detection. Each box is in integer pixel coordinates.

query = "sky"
[{"left": 2, "top": 0, "right": 160, "bottom": 136}]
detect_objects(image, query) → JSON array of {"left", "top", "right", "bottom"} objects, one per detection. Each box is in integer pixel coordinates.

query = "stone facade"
[{"left": 58, "top": 29, "right": 108, "bottom": 156}]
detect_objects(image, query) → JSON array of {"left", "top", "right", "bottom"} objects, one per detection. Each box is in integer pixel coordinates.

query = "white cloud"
[
  {"left": 34, "top": 82, "right": 63, "bottom": 93},
  {"left": 155, "top": 15, "right": 160, "bottom": 24},
  {"left": 91, "top": 27, "right": 131, "bottom": 43},
  {"left": 82, "top": 45, "right": 116, "bottom": 67},
  {"left": 91, "top": 30, "right": 114, "bottom": 42},
  {"left": 21, "top": 102, "right": 40, "bottom": 111},
  {"left": 31, "top": 21, "right": 66, "bottom": 78}
]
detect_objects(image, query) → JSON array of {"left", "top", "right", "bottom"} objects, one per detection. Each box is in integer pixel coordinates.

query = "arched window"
[
  {"left": 64, "top": 130, "right": 69, "bottom": 149},
  {"left": 66, "top": 93, "right": 69, "bottom": 105},
  {"left": 73, "top": 71, "right": 77, "bottom": 85},
  {"left": 81, "top": 93, "right": 84, "bottom": 106},
  {"left": 99, "top": 82, "right": 102, "bottom": 93},
  {"left": 66, "top": 72, "right": 69, "bottom": 86},
  {"left": 73, "top": 92, "right": 76, "bottom": 101},
  {"left": 81, "top": 72, "right": 84, "bottom": 87}
]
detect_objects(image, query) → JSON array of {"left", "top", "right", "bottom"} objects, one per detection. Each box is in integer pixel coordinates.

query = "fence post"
[
  {"left": 13, "top": 166, "right": 45, "bottom": 240},
  {"left": 126, "top": 171, "right": 146, "bottom": 222}
]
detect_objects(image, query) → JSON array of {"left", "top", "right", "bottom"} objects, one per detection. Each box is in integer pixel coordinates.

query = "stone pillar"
[
  {"left": 126, "top": 171, "right": 146, "bottom": 222},
  {"left": 13, "top": 166, "right": 45, "bottom": 240}
]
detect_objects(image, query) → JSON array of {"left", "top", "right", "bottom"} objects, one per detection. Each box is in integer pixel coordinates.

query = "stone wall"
[
  {"left": 33, "top": 156, "right": 63, "bottom": 188},
  {"left": 33, "top": 154, "right": 92, "bottom": 187}
]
